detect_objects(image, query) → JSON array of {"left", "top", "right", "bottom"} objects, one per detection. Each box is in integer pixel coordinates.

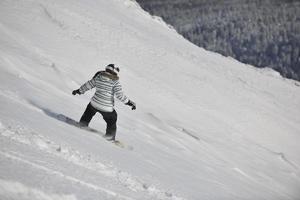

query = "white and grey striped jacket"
[{"left": 79, "top": 71, "right": 129, "bottom": 112}]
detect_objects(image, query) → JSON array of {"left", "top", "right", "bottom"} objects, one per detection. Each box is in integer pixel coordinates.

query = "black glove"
[
  {"left": 126, "top": 100, "right": 136, "bottom": 110},
  {"left": 72, "top": 89, "right": 81, "bottom": 95}
]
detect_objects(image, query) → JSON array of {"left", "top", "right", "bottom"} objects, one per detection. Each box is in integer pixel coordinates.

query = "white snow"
[
  {"left": 0, "top": 0, "right": 300, "bottom": 199},
  {"left": 0, "top": 179, "right": 77, "bottom": 200}
]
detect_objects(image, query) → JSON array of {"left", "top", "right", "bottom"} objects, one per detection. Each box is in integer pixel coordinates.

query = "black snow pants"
[{"left": 79, "top": 103, "right": 117, "bottom": 140}]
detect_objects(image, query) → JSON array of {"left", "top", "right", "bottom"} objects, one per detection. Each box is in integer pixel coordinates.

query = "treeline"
[{"left": 136, "top": 0, "right": 300, "bottom": 81}]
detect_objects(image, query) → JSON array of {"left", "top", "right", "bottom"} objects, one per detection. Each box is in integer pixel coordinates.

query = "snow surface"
[{"left": 0, "top": 0, "right": 300, "bottom": 199}]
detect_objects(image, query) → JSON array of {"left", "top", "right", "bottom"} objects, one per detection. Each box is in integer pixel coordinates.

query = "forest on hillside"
[{"left": 136, "top": 0, "right": 300, "bottom": 81}]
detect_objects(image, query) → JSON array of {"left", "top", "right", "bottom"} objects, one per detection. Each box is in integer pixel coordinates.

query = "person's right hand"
[{"left": 72, "top": 89, "right": 81, "bottom": 95}]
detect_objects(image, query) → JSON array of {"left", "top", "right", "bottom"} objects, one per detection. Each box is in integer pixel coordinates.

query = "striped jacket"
[{"left": 79, "top": 71, "right": 129, "bottom": 112}]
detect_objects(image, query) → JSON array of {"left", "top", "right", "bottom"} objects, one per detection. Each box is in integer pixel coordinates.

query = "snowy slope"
[{"left": 0, "top": 0, "right": 300, "bottom": 199}]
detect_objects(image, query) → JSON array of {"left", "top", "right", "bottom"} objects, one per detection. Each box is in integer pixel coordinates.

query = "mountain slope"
[
  {"left": 136, "top": 0, "right": 300, "bottom": 81},
  {"left": 0, "top": 0, "right": 300, "bottom": 199}
]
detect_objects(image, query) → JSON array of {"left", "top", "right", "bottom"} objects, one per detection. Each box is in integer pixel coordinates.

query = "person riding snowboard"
[{"left": 72, "top": 64, "right": 136, "bottom": 141}]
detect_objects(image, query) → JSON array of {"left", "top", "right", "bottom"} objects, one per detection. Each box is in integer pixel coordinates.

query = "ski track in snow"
[
  {"left": 0, "top": 120, "right": 185, "bottom": 200},
  {"left": 0, "top": 151, "right": 133, "bottom": 200},
  {"left": 0, "top": 179, "right": 77, "bottom": 200},
  {"left": 253, "top": 142, "right": 299, "bottom": 171}
]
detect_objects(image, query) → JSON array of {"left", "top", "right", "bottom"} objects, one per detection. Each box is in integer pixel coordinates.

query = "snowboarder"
[{"left": 72, "top": 64, "right": 136, "bottom": 141}]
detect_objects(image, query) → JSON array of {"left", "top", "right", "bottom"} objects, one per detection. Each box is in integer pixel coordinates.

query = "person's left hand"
[{"left": 126, "top": 100, "right": 136, "bottom": 110}]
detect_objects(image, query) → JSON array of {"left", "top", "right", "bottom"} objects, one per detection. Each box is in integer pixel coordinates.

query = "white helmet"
[{"left": 105, "top": 64, "right": 120, "bottom": 75}]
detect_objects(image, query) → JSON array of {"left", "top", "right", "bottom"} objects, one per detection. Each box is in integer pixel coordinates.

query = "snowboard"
[{"left": 56, "top": 114, "right": 129, "bottom": 149}]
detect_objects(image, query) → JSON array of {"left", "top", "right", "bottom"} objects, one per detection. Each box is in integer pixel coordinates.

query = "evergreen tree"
[{"left": 136, "top": 0, "right": 300, "bottom": 81}]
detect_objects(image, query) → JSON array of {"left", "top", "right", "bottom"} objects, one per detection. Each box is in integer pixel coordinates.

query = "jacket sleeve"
[
  {"left": 113, "top": 81, "right": 129, "bottom": 104},
  {"left": 79, "top": 77, "right": 96, "bottom": 94}
]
